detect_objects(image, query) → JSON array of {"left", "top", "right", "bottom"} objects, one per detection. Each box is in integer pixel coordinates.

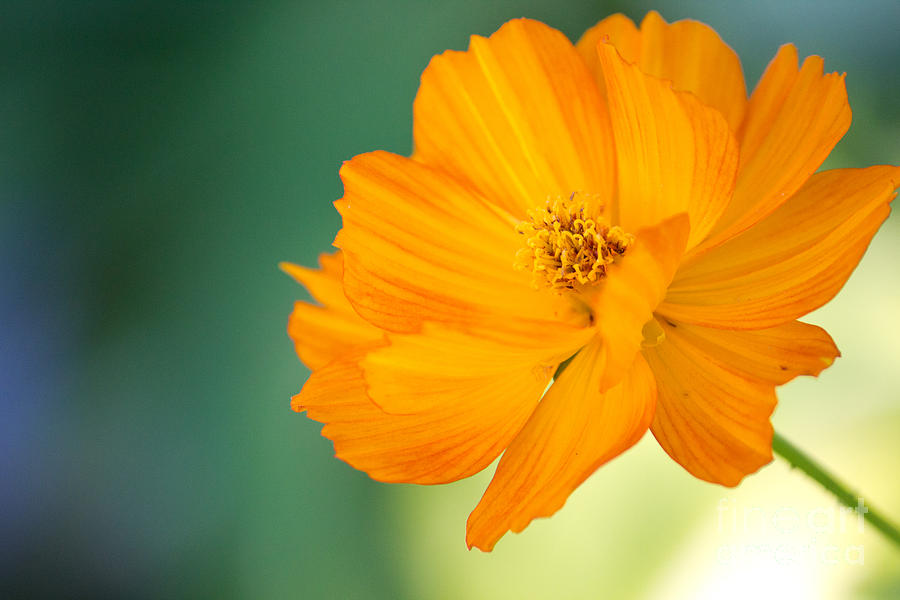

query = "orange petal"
[
  {"left": 597, "top": 44, "right": 738, "bottom": 245},
  {"left": 412, "top": 18, "right": 615, "bottom": 217},
  {"left": 281, "top": 252, "right": 344, "bottom": 308},
  {"left": 637, "top": 12, "right": 747, "bottom": 131},
  {"left": 589, "top": 213, "right": 690, "bottom": 390},
  {"left": 282, "top": 252, "right": 382, "bottom": 370},
  {"left": 361, "top": 324, "right": 591, "bottom": 415},
  {"left": 294, "top": 344, "right": 549, "bottom": 485},
  {"left": 661, "top": 166, "right": 899, "bottom": 329},
  {"left": 643, "top": 319, "right": 775, "bottom": 486},
  {"left": 575, "top": 13, "right": 641, "bottom": 95},
  {"left": 579, "top": 12, "right": 747, "bottom": 132},
  {"left": 335, "top": 151, "right": 588, "bottom": 344},
  {"left": 701, "top": 45, "right": 852, "bottom": 249},
  {"left": 654, "top": 318, "right": 839, "bottom": 385},
  {"left": 678, "top": 91, "right": 740, "bottom": 248},
  {"left": 466, "top": 341, "right": 656, "bottom": 551}
]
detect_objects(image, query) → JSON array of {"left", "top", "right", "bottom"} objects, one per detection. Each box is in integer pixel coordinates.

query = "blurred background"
[{"left": 2, "top": 0, "right": 898, "bottom": 598}]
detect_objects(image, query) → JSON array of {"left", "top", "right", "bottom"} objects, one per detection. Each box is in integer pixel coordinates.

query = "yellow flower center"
[{"left": 515, "top": 193, "right": 634, "bottom": 290}]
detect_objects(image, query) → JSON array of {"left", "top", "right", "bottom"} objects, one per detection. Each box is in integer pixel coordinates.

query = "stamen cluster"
[{"left": 515, "top": 193, "right": 633, "bottom": 290}]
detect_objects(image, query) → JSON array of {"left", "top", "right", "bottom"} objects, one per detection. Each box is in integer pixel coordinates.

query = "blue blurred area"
[{"left": 1, "top": 1, "right": 897, "bottom": 598}]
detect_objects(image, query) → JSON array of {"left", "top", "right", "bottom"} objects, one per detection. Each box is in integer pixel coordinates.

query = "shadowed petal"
[
  {"left": 294, "top": 342, "right": 550, "bottom": 485},
  {"left": 588, "top": 213, "right": 690, "bottom": 391},
  {"left": 466, "top": 341, "right": 656, "bottom": 551},
  {"left": 361, "top": 324, "right": 591, "bottom": 415},
  {"left": 282, "top": 252, "right": 382, "bottom": 370},
  {"left": 644, "top": 319, "right": 777, "bottom": 486},
  {"left": 652, "top": 319, "right": 839, "bottom": 385}
]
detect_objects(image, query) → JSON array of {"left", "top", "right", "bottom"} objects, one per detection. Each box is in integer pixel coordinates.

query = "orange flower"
[{"left": 283, "top": 12, "right": 899, "bottom": 551}]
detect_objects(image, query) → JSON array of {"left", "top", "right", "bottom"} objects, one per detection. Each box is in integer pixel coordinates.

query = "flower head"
[
  {"left": 283, "top": 12, "right": 898, "bottom": 551},
  {"left": 515, "top": 192, "right": 635, "bottom": 289}
]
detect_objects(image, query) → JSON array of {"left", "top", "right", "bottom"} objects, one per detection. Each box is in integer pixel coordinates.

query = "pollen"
[{"left": 515, "top": 192, "right": 634, "bottom": 290}]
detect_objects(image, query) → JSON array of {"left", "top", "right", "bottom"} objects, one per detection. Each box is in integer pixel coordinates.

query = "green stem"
[{"left": 773, "top": 431, "right": 900, "bottom": 548}]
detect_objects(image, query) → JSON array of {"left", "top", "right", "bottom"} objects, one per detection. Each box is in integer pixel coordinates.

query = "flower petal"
[
  {"left": 661, "top": 166, "right": 899, "bottom": 329},
  {"left": 282, "top": 252, "right": 382, "bottom": 370},
  {"left": 589, "top": 213, "right": 690, "bottom": 391},
  {"left": 643, "top": 320, "right": 775, "bottom": 486},
  {"left": 678, "top": 91, "right": 740, "bottom": 248},
  {"left": 360, "top": 325, "right": 591, "bottom": 415},
  {"left": 654, "top": 318, "right": 839, "bottom": 385},
  {"left": 701, "top": 45, "right": 852, "bottom": 249},
  {"left": 575, "top": 13, "right": 640, "bottom": 95},
  {"left": 597, "top": 43, "right": 738, "bottom": 246},
  {"left": 413, "top": 18, "right": 615, "bottom": 217},
  {"left": 578, "top": 11, "right": 747, "bottom": 131},
  {"left": 335, "top": 151, "right": 585, "bottom": 344},
  {"left": 637, "top": 12, "right": 747, "bottom": 131},
  {"left": 466, "top": 341, "right": 656, "bottom": 551},
  {"left": 294, "top": 344, "right": 549, "bottom": 485}
]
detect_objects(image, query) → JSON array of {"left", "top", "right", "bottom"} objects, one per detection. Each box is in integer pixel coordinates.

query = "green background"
[{"left": 3, "top": 1, "right": 898, "bottom": 598}]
